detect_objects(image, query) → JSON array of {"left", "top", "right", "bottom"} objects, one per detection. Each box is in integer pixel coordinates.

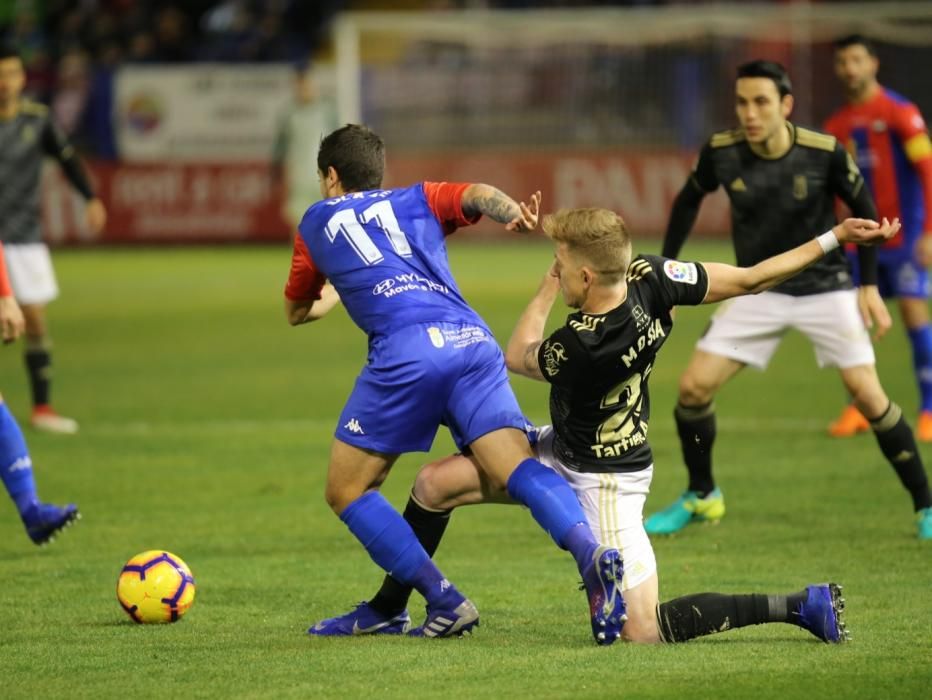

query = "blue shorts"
[
  {"left": 848, "top": 250, "right": 929, "bottom": 299},
  {"left": 335, "top": 322, "right": 528, "bottom": 454}
]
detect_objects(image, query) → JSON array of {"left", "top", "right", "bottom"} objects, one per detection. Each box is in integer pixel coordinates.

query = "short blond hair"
[{"left": 542, "top": 208, "right": 633, "bottom": 285}]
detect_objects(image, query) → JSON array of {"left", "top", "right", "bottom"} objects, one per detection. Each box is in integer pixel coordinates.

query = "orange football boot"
[
  {"left": 916, "top": 411, "right": 932, "bottom": 442},
  {"left": 828, "top": 404, "right": 870, "bottom": 437}
]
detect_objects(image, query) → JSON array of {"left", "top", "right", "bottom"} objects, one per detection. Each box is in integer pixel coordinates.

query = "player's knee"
[
  {"left": 323, "top": 483, "right": 362, "bottom": 515},
  {"left": 620, "top": 613, "right": 662, "bottom": 644},
  {"left": 678, "top": 371, "right": 715, "bottom": 405},
  {"left": 412, "top": 463, "right": 448, "bottom": 510}
]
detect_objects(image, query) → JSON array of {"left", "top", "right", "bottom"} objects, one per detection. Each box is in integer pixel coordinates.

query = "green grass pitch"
[{"left": 0, "top": 240, "right": 929, "bottom": 699}]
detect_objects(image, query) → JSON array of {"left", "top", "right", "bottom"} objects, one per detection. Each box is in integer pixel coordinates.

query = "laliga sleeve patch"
[{"left": 663, "top": 260, "right": 699, "bottom": 285}]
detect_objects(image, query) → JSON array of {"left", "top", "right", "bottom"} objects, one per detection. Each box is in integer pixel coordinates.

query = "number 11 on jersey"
[{"left": 325, "top": 200, "right": 413, "bottom": 265}]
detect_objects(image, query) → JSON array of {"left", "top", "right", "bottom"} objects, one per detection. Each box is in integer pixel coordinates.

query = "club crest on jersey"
[
  {"left": 543, "top": 340, "right": 567, "bottom": 377},
  {"left": 793, "top": 174, "right": 808, "bottom": 200},
  {"left": 427, "top": 327, "right": 445, "bottom": 348},
  {"left": 20, "top": 124, "right": 36, "bottom": 144},
  {"left": 662, "top": 260, "right": 698, "bottom": 285},
  {"left": 632, "top": 304, "right": 651, "bottom": 331}
]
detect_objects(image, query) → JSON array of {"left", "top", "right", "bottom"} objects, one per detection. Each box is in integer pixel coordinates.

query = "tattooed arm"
[
  {"left": 461, "top": 185, "right": 542, "bottom": 232},
  {"left": 505, "top": 264, "right": 561, "bottom": 381}
]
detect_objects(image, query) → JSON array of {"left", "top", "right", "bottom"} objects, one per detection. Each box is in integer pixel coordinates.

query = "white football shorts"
[
  {"left": 2, "top": 243, "right": 60, "bottom": 305},
  {"left": 696, "top": 289, "right": 874, "bottom": 369},
  {"left": 534, "top": 425, "right": 657, "bottom": 591}
]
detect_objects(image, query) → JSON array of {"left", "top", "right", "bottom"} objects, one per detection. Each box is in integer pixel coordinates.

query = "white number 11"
[{"left": 325, "top": 200, "right": 412, "bottom": 265}]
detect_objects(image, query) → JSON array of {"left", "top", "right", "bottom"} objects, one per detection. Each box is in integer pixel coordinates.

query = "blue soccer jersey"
[
  {"left": 285, "top": 181, "right": 528, "bottom": 453},
  {"left": 290, "top": 182, "right": 487, "bottom": 339}
]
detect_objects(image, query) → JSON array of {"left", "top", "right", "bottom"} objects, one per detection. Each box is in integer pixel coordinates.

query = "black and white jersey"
[
  {"left": 0, "top": 100, "right": 93, "bottom": 244},
  {"left": 537, "top": 254, "right": 709, "bottom": 473},
  {"left": 684, "top": 123, "right": 872, "bottom": 296}
]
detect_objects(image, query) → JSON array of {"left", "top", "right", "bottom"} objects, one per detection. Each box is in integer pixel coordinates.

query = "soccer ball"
[{"left": 116, "top": 550, "right": 196, "bottom": 624}]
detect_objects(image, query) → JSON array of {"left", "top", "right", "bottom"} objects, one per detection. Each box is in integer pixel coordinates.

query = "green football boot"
[{"left": 644, "top": 488, "right": 725, "bottom": 535}]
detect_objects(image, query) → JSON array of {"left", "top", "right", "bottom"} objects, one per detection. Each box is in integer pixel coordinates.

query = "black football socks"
[{"left": 675, "top": 402, "right": 717, "bottom": 497}]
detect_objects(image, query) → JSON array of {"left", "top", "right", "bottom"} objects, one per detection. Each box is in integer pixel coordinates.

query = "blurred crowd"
[
  {"left": 0, "top": 0, "right": 343, "bottom": 154},
  {"left": 0, "top": 0, "right": 887, "bottom": 158}
]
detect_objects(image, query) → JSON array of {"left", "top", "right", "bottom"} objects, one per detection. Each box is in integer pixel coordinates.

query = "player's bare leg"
[
  {"left": 619, "top": 574, "right": 661, "bottom": 643},
  {"left": 21, "top": 303, "right": 76, "bottom": 434},
  {"left": 645, "top": 351, "right": 744, "bottom": 535},
  {"left": 834, "top": 295, "right": 932, "bottom": 439},
  {"left": 323, "top": 439, "right": 397, "bottom": 515},
  {"left": 840, "top": 364, "right": 932, "bottom": 539},
  {"left": 413, "top": 452, "right": 510, "bottom": 510}
]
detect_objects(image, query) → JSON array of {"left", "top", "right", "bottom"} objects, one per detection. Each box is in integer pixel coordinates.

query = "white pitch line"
[
  {"left": 76, "top": 415, "right": 826, "bottom": 438},
  {"left": 82, "top": 418, "right": 337, "bottom": 437}
]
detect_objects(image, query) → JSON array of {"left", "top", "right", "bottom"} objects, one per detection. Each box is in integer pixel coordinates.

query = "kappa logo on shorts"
[
  {"left": 427, "top": 327, "right": 445, "bottom": 348},
  {"left": 343, "top": 418, "right": 365, "bottom": 434},
  {"left": 663, "top": 260, "right": 698, "bottom": 285}
]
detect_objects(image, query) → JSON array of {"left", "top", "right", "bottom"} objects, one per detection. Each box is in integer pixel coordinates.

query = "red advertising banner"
[
  {"left": 385, "top": 151, "right": 730, "bottom": 238},
  {"left": 42, "top": 152, "right": 729, "bottom": 243},
  {"left": 42, "top": 162, "right": 291, "bottom": 244}
]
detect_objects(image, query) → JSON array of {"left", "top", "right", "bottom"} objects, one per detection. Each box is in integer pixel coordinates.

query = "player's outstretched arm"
[
  {"left": 701, "top": 217, "right": 900, "bottom": 304},
  {"left": 504, "top": 264, "right": 560, "bottom": 381},
  {"left": 461, "top": 185, "right": 541, "bottom": 232},
  {"left": 285, "top": 284, "right": 340, "bottom": 326}
]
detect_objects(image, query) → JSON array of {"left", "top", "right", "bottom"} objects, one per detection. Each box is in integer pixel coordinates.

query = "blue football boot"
[
  {"left": 307, "top": 602, "right": 411, "bottom": 636},
  {"left": 796, "top": 583, "right": 849, "bottom": 643},
  {"left": 22, "top": 502, "right": 80, "bottom": 545},
  {"left": 408, "top": 598, "right": 479, "bottom": 638},
  {"left": 580, "top": 545, "right": 627, "bottom": 645}
]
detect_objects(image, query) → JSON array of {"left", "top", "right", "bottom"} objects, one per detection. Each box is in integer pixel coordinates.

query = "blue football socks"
[
  {"left": 908, "top": 325, "right": 932, "bottom": 412},
  {"left": 340, "top": 491, "right": 462, "bottom": 609},
  {"left": 0, "top": 402, "right": 38, "bottom": 514},
  {"left": 506, "top": 458, "right": 598, "bottom": 569}
]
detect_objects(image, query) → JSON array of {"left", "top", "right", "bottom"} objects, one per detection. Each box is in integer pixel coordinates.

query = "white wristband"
[{"left": 816, "top": 230, "right": 839, "bottom": 254}]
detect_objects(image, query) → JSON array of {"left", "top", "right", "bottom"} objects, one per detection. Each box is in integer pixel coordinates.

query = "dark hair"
[
  {"left": 0, "top": 42, "right": 21, "bottom": 61},
  {"left": 317, "top": 124, "right": 385, "bottom": 192},
  {"left": 736, "top": 60, "right": 793, "bottom": 98},
  {"left": 834, "top": 34, "right": 877, "bottom": 56}
]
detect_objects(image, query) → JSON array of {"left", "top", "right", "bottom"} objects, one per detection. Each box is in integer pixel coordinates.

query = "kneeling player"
[{"left": 309, "top": 208, "right": 896, "bottom": 641}]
